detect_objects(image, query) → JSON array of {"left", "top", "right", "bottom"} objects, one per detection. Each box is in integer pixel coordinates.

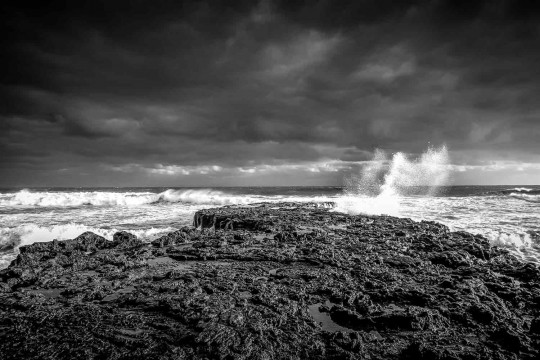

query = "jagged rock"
[
  {"left": 469, "top": 303, "right": 495, "bottom": 324},
  {"left": 112, "top": 231, "right": 142, "bottom": 249},
  {"left": 430, "top": 251, "right": 472, "bottom": 268},
  {"left": 151, "top": 227, "right": 196, "bottom": 247}
]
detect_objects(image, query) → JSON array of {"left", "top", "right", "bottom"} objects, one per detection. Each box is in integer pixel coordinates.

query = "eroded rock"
[{"left": 0, "top": 203, "right": 538, "bottom": 359}]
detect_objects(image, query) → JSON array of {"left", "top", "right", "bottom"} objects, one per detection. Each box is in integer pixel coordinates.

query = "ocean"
[{"left": 0, "top": 185, "right": 539, "bottom": 269}]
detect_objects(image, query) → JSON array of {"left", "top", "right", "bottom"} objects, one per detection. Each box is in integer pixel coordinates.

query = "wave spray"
[{"left": 335, "top": 146, "right": 450, "bottom": 216}]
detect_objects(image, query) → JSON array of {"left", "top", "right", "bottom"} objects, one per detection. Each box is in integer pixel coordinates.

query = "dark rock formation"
[
  {"left": 0, "top": 203, "right": 538, "bottom": 359},
  {"left": 112, "top": 231, "right": 144, "bottom": 249}
]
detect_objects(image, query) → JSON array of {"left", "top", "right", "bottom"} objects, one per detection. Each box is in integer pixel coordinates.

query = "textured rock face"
[{"left": 0, "top": 203, "right": 539, "bottom": 359}]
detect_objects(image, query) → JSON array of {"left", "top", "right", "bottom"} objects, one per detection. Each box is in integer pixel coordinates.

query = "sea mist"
[{"left": 335, "top": 146, "right": 450, "bottom": 216}]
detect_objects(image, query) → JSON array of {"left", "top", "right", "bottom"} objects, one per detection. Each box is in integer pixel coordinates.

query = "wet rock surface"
[{"left": 0, "top": 202, "right": 539, "bottom": 359}]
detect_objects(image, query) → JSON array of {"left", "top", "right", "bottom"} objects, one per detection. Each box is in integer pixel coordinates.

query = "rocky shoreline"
[{"left": 1, "top": 203, "right": 539, "bottom": 359}]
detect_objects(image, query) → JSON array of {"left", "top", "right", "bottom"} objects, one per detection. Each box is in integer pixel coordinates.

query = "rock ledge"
[{"left": 1, "top": 203, "right": 539, "bottom": 359}]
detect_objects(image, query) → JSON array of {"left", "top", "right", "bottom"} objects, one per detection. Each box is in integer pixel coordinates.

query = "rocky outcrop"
[{"left": 0, "top": 203, "right": 538, "bottom": 359}]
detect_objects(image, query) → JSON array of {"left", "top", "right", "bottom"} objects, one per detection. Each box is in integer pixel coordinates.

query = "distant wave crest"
[
  {"left": 483, "top": 187, "right": 540, "bottom": 201},
  {"left": 508, "top": 192, "right": 540, "bottom": 203},
  {"left": 507, "top": 187, "right": 533, "bottom": 192},
  {"left": 496, "top": 187, "right": 540, "bottom": 202}
]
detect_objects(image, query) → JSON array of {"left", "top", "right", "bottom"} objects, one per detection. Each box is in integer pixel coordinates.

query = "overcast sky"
[{"left": 1, "top": 0, "right": 540, "bottom": 187}]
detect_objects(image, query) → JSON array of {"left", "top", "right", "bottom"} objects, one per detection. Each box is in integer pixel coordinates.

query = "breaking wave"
[
  {"left": 0, "top": 189, "right": 263, "bottom": 208},
  {"left": 507, "top": 187, "right": 533, "bottom": 192},
  {"left": 0, "top": 188, "right": 340, "bottom": 209},
  {"left": 153, "top": 189, "right": 260, "bottom": 205}
]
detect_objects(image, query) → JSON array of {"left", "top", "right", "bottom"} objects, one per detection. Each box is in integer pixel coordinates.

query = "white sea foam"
[
  {"left": 441, "top": 222, "right": 539, "bottom": 263},
  {"left": 0, "top": 189, "right": 268, "bottom": 208},
  {"left": 486, "top": 230, "right": 532, "bottom": 249},
  {"left": 483, "top": 231, "right": 540, "bottom": 263},
  {"left": 0, "top": 188, "right": 342, "bottom": 209},
  {"left": 155, "top": 189, "right": 261, "bottom": 205}
]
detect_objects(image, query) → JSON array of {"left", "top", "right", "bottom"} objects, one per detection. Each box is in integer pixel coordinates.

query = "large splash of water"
[{"left": 335, "top": 146, "right": 450, "bottom": 216}]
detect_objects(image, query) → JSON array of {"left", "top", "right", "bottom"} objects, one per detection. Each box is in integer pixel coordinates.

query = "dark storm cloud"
[{"left": 1, "top": 0, "right": 540, "bottom": 186}]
